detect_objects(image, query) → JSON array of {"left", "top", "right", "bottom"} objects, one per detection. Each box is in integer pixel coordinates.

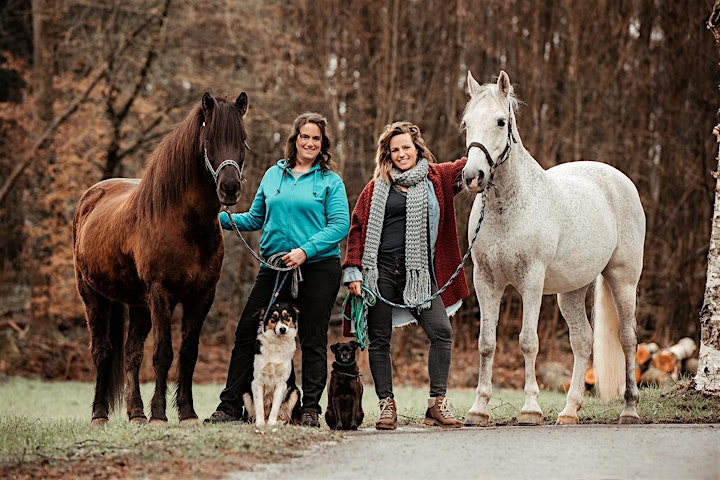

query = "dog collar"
[{"left": 333, "top": 360, "right": 356, "bottom": 367}]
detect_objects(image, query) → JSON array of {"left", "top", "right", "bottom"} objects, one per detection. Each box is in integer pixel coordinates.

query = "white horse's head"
[{"left": 461, "top": 70, "right": 519, "bottom": 193}]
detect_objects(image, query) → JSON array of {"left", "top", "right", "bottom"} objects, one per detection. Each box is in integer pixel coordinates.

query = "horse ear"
[
  {"left": 201, "top": 92, "right": 215, "bottom": 121},
  {"left": 498, "top": 70, "right": 512, "bottom": 98},
  {"left": 467, "top": 71, "right": 482, "bottom": 96},
  {"left": 235, "top": 92, "right": 248, "bottom": 117}
]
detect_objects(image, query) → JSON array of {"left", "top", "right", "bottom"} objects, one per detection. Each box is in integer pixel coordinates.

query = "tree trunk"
[
  {"left": 695, "top": 1, "right": 720, "bottom": 395},
  {"left": 28, "top": 0, "right": 55, "bottom": 327},
  {"left": 32, "top": 0, "right": 53, "bottom": 123},
  {"left": 695, "top": 140, "right": 720, "bottom": 394}
]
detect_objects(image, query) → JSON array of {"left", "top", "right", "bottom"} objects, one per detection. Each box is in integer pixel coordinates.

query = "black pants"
[
  {"left": 215, "top": 258, "right": 342, "bottom": 417},
  {"left": 368, "top": 254, "right": 453, "bottom": 400}
]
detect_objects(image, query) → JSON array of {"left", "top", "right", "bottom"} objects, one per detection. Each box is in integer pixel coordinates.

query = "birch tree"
[{"left": 695, "top": 2, "right": 720, "bottom": 394}]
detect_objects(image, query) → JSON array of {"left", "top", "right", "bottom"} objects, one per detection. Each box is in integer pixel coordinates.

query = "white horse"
[{"left": 461, "top": 70, "right": 646, "bottom": 426}]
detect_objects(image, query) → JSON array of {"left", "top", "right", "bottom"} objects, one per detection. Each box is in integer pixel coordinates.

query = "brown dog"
[{"left": 325, "top": 340, "right": 364, "bottom": 430}]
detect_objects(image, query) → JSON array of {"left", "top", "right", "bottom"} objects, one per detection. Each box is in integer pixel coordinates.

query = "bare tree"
[
  {"left": 2, "top": 0, "right": 719, "bottom": 351},
  {"left": 695, "top": 3, "right": 720, "bottom": 395}
]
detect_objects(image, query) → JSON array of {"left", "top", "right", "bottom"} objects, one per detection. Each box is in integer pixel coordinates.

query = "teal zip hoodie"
[{"left": 219, "top": 159, "right": 350, "bottom": 263}]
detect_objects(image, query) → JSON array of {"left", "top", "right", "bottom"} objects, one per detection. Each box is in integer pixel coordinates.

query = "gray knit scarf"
[{"left": 362, "top": 158, "right": 431, "bottom": 310}]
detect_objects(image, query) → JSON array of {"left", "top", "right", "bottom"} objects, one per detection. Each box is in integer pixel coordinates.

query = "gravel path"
[{"left": 234, "top": 424, "right": 720, "bottom": 480}]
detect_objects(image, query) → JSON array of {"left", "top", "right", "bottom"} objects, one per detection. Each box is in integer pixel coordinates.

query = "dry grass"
[{"left": 1, "top": 376, "right": 718, "bottom": 479}]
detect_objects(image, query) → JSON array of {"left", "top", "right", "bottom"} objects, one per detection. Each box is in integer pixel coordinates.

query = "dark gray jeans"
[{"left": 367, "top": 254, "right": 453, "bottom": 400}]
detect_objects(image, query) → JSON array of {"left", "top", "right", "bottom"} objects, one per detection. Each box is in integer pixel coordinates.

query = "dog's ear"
[
  {"left": 290, "top": 303, "right": 300, "bottom": 321},
  {"left": 349, "top": 340, "right": 360, "bottom": 351},
  {"left": 330, "top": 342, "right": 339, "bottom": 354}
]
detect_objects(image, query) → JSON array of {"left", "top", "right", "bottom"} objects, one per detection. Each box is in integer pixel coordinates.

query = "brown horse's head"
[{"left": 200, "top": 92, "right": 249, "bottom": 206}]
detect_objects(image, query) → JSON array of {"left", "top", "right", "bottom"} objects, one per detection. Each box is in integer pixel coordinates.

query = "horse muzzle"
[
  {"left": 217, "top": 181, "right": 242, "bottom": 206},
  {"left": 215, "top": 161, "right": 245, "bottom": 206},
  {"left": 462, "top": 167, "right": 487, "bottom": 194}
]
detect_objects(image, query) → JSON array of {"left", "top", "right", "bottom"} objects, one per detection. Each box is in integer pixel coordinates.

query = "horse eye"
[{"left": 497, "top": 119, "right": 506, "bottom": 127}]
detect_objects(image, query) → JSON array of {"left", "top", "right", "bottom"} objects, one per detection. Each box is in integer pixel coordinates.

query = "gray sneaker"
[
  {"left": 300, "top": 410, "right": 320, "bottom": 427},
  {"left": 203, "top": 410, "right": 240, "bottom": 424}
]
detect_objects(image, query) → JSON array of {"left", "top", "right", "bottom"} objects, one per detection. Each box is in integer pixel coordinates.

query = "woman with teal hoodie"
[{"left": 206, "top": 113, "right": 350, "bottom": 427}]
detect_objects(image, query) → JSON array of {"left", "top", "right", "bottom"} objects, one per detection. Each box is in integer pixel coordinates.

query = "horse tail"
[
  {"left": 107, "top": 301, "right": 126, "bottom": 413},
  {"left": 592, "top": 275, "right": 626, "bottom": 400}
]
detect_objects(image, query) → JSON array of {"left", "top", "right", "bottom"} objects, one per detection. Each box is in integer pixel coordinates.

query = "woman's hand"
[
  {"left": 282, "top": 248, "right": 307, "bottom": 269},
  {"left": 348, "top": 280, "right": 362, "bottom": 297}
]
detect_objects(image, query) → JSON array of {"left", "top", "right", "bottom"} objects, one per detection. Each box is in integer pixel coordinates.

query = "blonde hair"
[{"left": 373, "top": 121, "right": 436, "bottom": 181}]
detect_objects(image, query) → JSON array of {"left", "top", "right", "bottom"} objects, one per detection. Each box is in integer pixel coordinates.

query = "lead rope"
[
  {"left": 370, "top": 203, "right": 485, "bottom": 310},
  {"left": 261, "top": 270, "right": 292, "bottom": 324},
  {"left": 342, "top": 203, "right": 486, "bottom": 348},
  {"left": 222, "top": 207, "right": 303, "bottom": 297},
  {"left": 342, "top": 286, "right": 375, "bottom": 350}
]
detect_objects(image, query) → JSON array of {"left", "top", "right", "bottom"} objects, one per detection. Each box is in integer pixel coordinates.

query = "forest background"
[{"left": 0, "top": 0, "right": 717, "bottom": 385}]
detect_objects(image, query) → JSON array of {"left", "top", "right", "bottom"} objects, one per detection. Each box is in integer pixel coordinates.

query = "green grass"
[
  {"left": 1, "top": 376, "right": 718, "bottom": 476},
  {"left": 0, "top": 377, "right": 340, "bottom": 475}
]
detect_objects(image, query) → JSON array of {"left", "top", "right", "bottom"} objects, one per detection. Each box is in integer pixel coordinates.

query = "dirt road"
[{"left": 236, "top": 424, "right": 720, "bottom": 480}]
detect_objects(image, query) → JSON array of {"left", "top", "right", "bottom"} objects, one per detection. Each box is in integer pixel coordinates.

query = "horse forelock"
[
  {"left": 461, "top": 83, "right": 520, "bottom": 133},
  {"left": 203, "top": 97, "right": 248, "bottom": 152},
  {"left": 133, "top": 96, "right": 248, "bottom": 217}
]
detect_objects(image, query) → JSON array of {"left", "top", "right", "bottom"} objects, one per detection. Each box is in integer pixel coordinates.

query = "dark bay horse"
[{"left": 73, "top": 92, "right": 249, "bottom": 424}]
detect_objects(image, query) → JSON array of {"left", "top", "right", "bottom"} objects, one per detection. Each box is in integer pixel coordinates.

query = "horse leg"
[
  {"left": 148, "top": 284, "right": 174, "bottom": 424},
  {"left": 556, "top": 287, "right": 592, "bottom": 425},
  {"left": 465, "top": 283, "right": 503, "bottom": 427},
  {"left": 604, "top": 274, "right": 641, "bottom": 424},
  {"left": 125, "top": 306, "right": 151, "bottom": 422},
  {"left": 79, "top": 279, "right": 126, "bottom": 424},
  {"left": 517, "top": 284, "right": 543, "bottom": 426},
  {"left": 175, "top": 296, "right": 212, "bottom": 423},
  {"left": 83, "top": 292, "right": 113, "bottom": 424}
]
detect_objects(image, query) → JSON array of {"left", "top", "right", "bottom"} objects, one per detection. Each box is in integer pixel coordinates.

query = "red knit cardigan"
[{"left": 343, "top": 157, "right": 470, "bottom": 308}]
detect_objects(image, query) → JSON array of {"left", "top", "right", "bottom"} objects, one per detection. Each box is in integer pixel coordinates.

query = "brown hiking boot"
[
  {"left": 376, "top": 397, "right": 397, "bottom": 430},
  {"left": 424, "top": 396, "right": 462, "bottom": 428}
]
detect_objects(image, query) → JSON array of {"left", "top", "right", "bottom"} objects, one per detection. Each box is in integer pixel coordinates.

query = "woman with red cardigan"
[{"left": 343, "top": 121, "right": 469, "bottom": 430}]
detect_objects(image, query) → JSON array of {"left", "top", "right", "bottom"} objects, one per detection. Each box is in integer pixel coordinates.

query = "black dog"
[{"left": 325, "top": 341, "right": 364, "bottom": 430}]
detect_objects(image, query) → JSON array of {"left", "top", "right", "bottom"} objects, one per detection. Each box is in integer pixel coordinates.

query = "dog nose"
[{"left": 279, "top": 326, "right": 287, "bottom": 334}]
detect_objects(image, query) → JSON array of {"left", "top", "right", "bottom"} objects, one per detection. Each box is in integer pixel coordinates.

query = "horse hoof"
[
  {"left": 148, "top": 417, "right": 168, "bottom": 425},
  {"left": 91, "top": 417, "right": 108, "bottom": 426},
  {"left": 619, "top": 415, "right": 640, "bottom": 425},
  {"left": 463, "top": 412, "right": 491, "bottom": 427},
  {"left": 180, "top": 417, "right": 200, "bottom": 426},
  {"left": 129, "top": 416, "right": 148, "bottom": 424},
  {"left": 518, "top": 412, "right": 543, "bottom": 426},
  {"left": 556, "top": 415, "right": 578, "bottom": 425}
]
